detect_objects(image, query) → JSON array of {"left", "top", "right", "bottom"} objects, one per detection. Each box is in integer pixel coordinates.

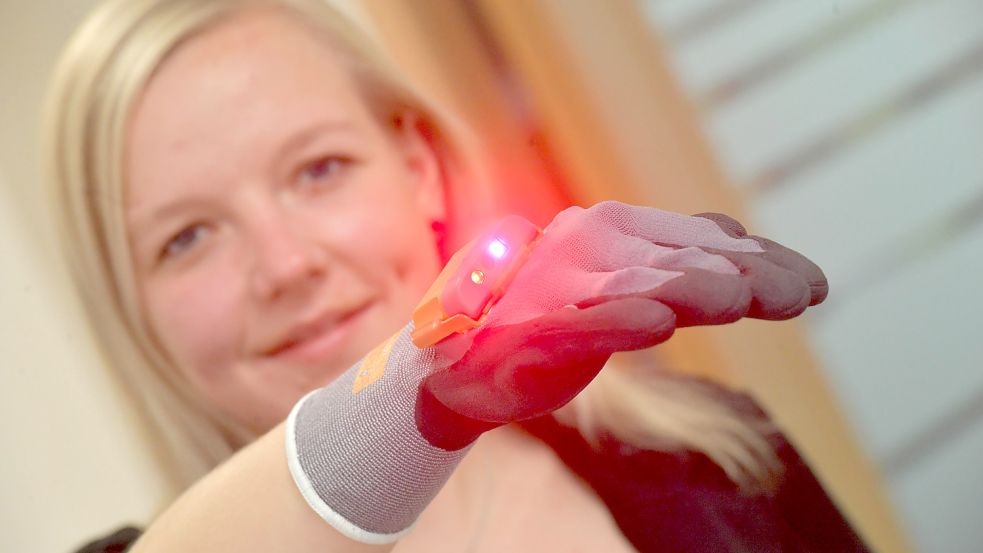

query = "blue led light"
[{"left": 488, "top": 239, "right": 507, "bottom": 259}]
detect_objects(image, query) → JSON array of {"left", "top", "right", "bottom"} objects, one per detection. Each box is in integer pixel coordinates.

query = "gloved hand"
[
  {"left": 421, "top": 200, "right": 827, "bottom": 446},
  {"left": 482, "top": 200, "right": 827, "bottom": 329},
  {"left": 287, "top": 200, "right": 827, "bottom": 543}
]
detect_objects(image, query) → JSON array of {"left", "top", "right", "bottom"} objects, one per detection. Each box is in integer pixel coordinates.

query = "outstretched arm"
[
  {"left": 131, "top": 424, "right": 393, "bottom": 553},
  {"left": 131, "top": 201, "right": 827, "bottom": 552}
]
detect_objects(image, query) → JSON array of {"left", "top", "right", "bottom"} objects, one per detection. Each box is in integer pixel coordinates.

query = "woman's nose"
[{"left": 248, "top": 216, "right": 328, "bottom": 302}]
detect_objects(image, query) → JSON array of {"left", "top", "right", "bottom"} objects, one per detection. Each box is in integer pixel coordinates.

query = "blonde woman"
[{"left": 47, "top": 1, "right": 867, "bottom": 551}]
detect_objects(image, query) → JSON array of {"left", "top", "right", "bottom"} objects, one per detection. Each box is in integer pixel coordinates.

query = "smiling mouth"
[{"left": 262, "top": 303, "right": 371, "bottom": 361}]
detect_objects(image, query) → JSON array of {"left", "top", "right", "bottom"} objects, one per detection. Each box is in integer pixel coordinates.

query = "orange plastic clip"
[{"left": 411, "top": 216, "right": 540, "bottom": 348}]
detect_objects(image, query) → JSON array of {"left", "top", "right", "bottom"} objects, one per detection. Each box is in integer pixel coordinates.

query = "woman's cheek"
[{"left": 148, "top": 265, "right": 245, "bottom": 387}]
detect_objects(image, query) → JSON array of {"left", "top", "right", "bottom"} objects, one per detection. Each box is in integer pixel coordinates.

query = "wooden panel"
[
  {"left": 359, "top": 0, "right": 569, "bottom": 233},
  {"left": 649, "top": 0, "right": 983, "bottom": 550},
  {"left": 470, "top": 1, "right": 912, "bottom": 552},
  {"left": 473, "top": 0, "right": 747, "bottom": 216}
]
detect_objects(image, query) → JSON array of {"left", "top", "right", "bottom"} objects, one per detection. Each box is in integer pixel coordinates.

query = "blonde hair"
[{"left": 44, "top": 0, "right": 778, "bottom": 496}]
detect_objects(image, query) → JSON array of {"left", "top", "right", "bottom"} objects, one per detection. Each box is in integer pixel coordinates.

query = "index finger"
[{"left": 585, "top": 201, "right": 764, "bottom": 253}]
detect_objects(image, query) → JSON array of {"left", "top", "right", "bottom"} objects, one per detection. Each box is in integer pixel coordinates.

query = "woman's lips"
[{"left": 262, "top": 303, "right": 372, "bottom": 364}]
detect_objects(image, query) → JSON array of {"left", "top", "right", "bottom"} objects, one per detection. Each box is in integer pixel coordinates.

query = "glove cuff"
[{"left": 285, "top": 325, "right": 471, "bottom": 543}]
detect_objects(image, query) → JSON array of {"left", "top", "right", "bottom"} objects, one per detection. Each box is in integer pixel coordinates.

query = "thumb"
[
  {"left": 560, "top": 296, "right": 678, "bottom": 355},
  {"left": 467, "top": 297, "right": 677, "bottom": 372},
  {"left": 423, "top": 297, "right": 676, "bottom": 428}
]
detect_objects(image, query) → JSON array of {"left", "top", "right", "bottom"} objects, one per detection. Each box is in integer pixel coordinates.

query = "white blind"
[{"left": 643, "top": 2, "right": 983, "bottom": 552}]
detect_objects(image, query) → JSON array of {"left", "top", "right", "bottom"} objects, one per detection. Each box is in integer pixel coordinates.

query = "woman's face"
[{"left": 125, "top": 10, "right": 446, "bottom": 433}]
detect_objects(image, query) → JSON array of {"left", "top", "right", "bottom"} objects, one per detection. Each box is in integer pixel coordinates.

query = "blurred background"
[{"left": 2, "top": 0, "right": 981, "bottom": 551}]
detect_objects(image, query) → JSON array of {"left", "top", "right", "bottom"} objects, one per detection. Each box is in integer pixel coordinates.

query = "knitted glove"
[{"left": 287, "top": 200, "right": 826, "bottom": 543}]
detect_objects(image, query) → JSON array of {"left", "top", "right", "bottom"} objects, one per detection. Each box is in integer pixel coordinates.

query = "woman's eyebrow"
[
  {"left": 127, "top": 120, "right": 359, "bottom": 240},
  {"left": 128, "top": 198, "right": 203, "bottom": 239},
  {"left": 273, "top": 119, "right": 355, "bottom": 161}
]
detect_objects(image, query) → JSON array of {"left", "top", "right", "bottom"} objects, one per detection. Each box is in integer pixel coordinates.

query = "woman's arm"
[
  {"left": 131, "top": 423, "right": 393, "bottom": 553},
  {"left": 133, "top": 203, "right": 827, "bottom": 551}
]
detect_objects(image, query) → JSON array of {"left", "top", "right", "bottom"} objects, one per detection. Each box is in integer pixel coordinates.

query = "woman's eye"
[
  {"left": 297, "top": 156, "right": 349, "bottom": 188},
  {"left": 161, "top": 224, "right": 210, "bottom": 260}
]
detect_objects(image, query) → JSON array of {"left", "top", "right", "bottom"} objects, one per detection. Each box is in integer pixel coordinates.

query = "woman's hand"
[
  {"left": 490, "top": 200, "right": 827, "bottom": 328},
  {"left": 287, "top": 200, "right": 827, "bottom": 542},
  {"left": 421, "top": 200, "right": 828, "bottom": 442}
]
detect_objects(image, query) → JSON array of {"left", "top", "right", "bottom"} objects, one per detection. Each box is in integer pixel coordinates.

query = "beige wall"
[
  {"left": 0, "top": 170, "right": 171, "bottom": 551},
  {"left": 0, "top": 2, "right": 173, "bottom": 551}
]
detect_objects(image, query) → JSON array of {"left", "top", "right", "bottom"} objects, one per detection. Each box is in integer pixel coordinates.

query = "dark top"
[
  {"left": 75, "top": 389, "right": 869, "bottom": 553},
  {"left": 74, "top": 526, "right": 141, "bottom": 553},
  {"left": 517, "top": 407, "right": 870, "bottom": 552}
]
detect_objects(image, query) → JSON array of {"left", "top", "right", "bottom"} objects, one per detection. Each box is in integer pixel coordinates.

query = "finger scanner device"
[{"left": 412, "top": 216, "right": 541, "bottom": 348}]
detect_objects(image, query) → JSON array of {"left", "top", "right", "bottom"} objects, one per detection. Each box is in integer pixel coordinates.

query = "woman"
[{"left": 47, "top": 0, "right": 866, "bottom": 551}]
